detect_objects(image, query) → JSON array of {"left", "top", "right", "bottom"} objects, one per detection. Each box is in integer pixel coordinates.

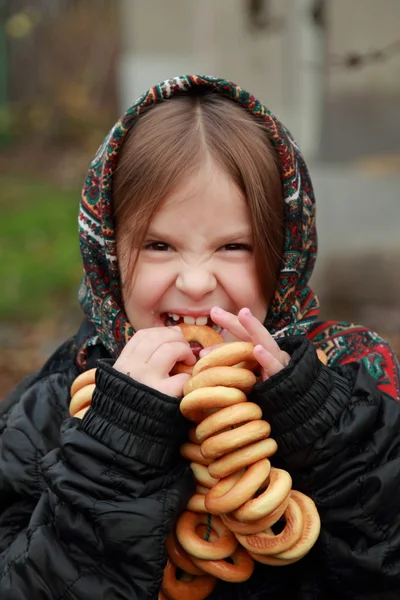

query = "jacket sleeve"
[
  {"left": 0, "top": 362, "right": 194, "bottom": 600},
  {"left": 250, "top": 336, "right": 400, "bottom": 600}
]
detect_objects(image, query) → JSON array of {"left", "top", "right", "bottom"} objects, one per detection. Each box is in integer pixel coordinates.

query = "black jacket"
[{"left": 1, "top": 322, "right": 400, "bottom": 600}]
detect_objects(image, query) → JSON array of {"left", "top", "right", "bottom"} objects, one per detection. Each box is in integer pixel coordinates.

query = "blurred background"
[{"left": 1, "top": 0, "right": 399, "bottom": 396}]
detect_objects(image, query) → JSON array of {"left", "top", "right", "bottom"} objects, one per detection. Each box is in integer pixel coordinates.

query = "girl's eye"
[
  {"left": 219, "top": 243, "right": 253, "bottom": 252},
  {"left": 144, "top": 241, "right": 174, "bottom": 252}
]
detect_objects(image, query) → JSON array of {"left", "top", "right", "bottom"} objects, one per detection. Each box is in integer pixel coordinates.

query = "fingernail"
[
  {"left": 242, "top": 307, "right": 251, "bottom": 317},
  {"left": 212, "top": 306, "right": 223, "bottom": 315},
  {"left": 171, "top": 326, "right": 182, "bottom": 332}
]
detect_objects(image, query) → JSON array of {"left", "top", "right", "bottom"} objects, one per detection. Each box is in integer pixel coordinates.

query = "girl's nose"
[{"left": 175, "top": 266, "right": 217, "bottom": 300}]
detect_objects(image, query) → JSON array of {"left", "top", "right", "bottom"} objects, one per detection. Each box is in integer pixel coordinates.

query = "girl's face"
[{"left": 118, "top": 160, "right": 268, "bottom": 342}]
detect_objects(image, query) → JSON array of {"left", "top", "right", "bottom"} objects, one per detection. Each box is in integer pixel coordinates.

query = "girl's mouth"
[{"left": 160, "top": 312, "right": 222, "bottom": 334}]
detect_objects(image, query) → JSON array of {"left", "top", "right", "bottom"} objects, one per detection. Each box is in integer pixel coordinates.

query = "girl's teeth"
[
  {"left": 195, "top": 316, "right": 208, "bottom": 326},
  {"left": 166, "top": 313, "right": 211, "bottom": 326},
  {"left": 183, "top": 316, "right": 196, "bottom": 325}
]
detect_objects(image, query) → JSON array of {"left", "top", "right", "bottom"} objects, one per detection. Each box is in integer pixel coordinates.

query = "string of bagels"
[{"left": 70, "top": 324, "right": 324, "bottom": 600}]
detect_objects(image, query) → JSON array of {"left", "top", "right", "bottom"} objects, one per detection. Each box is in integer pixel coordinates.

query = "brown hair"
[{"left": 113, "top": 92, "right": 283, "bottom": 301}]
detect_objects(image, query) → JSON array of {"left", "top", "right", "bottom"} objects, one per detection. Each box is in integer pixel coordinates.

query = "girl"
[{"left": 1, "top": 75, "right": 399, "bottom": 600}]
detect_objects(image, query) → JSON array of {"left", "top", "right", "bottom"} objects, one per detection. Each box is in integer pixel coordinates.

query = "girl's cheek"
[
  {"left": 135, "top": 267, "right": 175, "bottom": 301},
  {"left": 219, "top": 264, "right": 257, "bottom": 295}
]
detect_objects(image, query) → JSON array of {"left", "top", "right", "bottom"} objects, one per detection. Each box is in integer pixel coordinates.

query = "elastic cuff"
[
  {"left": 80, "top": 362, "right": 188, "bottom": 469},
  {"left": 250, "top": 336, "right": 351, "bottom": 456}
]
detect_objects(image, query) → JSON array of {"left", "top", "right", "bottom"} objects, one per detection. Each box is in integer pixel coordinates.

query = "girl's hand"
[
  {"left": 114, "top": 327, "right": 196, "bottom": 397},
  {"left": 203, "top": 307, "right": 290, "bottom": 381}
]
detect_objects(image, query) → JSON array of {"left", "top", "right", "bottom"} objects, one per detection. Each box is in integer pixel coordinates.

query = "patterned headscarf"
[{"left": 77, "top": 75, "right": 399, "bottom": 400}]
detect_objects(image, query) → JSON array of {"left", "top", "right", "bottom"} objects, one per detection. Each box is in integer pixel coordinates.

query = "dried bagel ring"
[
  {"left": 195, "top": 402, "right": 262, "bottom": 443},
  {"left": 192, "top": 547, "right": 255, "bottom": 583},
  {"left": 69, "top": 384, "right": 96, "bottom": 417},
  {"left": 220, "top": 494, "right": 290, "bottom": 535},
  {"left": 74, "top": 406, "right": 91, "bottom": 420},
  {"left": 171, "top": 324, "right": 223, "bottom": 375},
  {"left": 232, "top": 467, "right": 292, "bottom": 521},
  {"left": 70, "top": 368, "right": 97, "bottom": 397},
  {"left": 205, "top": 459, "right": 271, "bottom": 515},
  {"left": 184, "top": 367, "right": 256, "bottom": 396},
  {"left": 180, "top": 387, "right": 247, "bottom": 422},
  {"left": 192, "top": 342, "right": 255, "bottom": 375},
  {"left": 272, "top": 490, "right": 321, "bottom": 561},
  {"left": 236, "top": 497, "right": 304, "bottom": 555},
  {"left": 208, "top": 437, "right": 278, "bottom": 479},
  {"left": 161, "top": 560, "right": 217, "bottom": 600},
  {"left": 247, "top": 551, "right": 300, "bottom": 567},
  {"left": 180, "top": 442, "right": 212, "bottom": 466},
  {"left": 200, "top": 420, "right": 271, "bottom": 461},
  {"left": 176, "top": 511, "right": 237, "bottom": 560},
  {"left": 187, "top": 485, "right": 212, "bottom": 513},
  {"left": 316, "top": 348, "right": 328, "bottom": 365},
  {"left": 188, "top": 427, "right": 200, "bottom": 444},
  {"left": 187, "top": 492, "right": 208, "bottom": 513},
  {"left": 192, "top": 527, "right": 255, "bottom": 583},
  {"left": 190, "top": 463, "right": 219, "bottom": 489},
  {"left": 179, "top": 323, "right": 223, "bottom": 347},
  {"left": 165, "top": 533, "right": 205, "bottom": 576}
]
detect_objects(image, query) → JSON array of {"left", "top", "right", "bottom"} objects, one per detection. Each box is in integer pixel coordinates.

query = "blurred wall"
[
  {"left": 117, "top": 0, "right": 400, "bottom": 333},
  {"left": 118, "top": 0, "right": 291, "bottom": 127},
  {"left": 118, "top": 0, "right": 400, "bottom": 160},
  {"left": 329, "top": 0, "right": 400, "bottom": 94}
]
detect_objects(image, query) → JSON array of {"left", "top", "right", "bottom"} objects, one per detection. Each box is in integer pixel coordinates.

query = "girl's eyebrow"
[
  {"left": 145, "top": 228, "right": 253, "bottom": 242},
  {"left": 145, "top": 228, "right": 173, "bottom": 239},
  {"left": 212, "top": 229, "right": 253, "bottom": 244}
]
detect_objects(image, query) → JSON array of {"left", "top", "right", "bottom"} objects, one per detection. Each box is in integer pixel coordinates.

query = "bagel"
[
  {"left": 316, "top": 348, "right": 328, "bottom": 365},
  {"left": 247, "top": 551, "right": 299, "bottom": 567},
  {"left": 186, "top": 492, "right": 208, "bottom": 513},
  {"left": 160, "top": 332, "right": 321, "bottom": 593},
  {"left": 73, "top": 406, "right": 91, "bottom": 420},
  {"left": 208, "top": 437, "right": 278, "bottom": 479},
  {"left": 70, "top": 368, "right": 97, "bottom": 397},
  {"left": 192, "top": 342, "right": 255, "bottom": 376},
  {"left": 220, "top": 494, "right": 290, "bottom": 535},
  {"left": 179, "top": 323, "right": 223, "bottom": 348},
  {"left": 171, "top": 324, "right": 223, "bottom": 375},
  {"left": 232, "top": 467, "right": 292, "bottom": 521},
  {"left": 184, "top": 367, "right": 256, "bottom": 396},
  {"left": 195, "top": 402, "right": 263, "bottom": 444},
  {"left": 272, "top": 490, "right": 321, "bottom": 561},
  {"left": 200, "top": 420, "right": 271, "bottom": 461},
  {"left": 165, "top": 533, "right": 204, "bottom": 576},
  {"left": 176, "top": 511, "right": 237, "bottom": 560},
  {"left": 190, "top": 463, "right": 219, "bottom": 489},
  {"left": 180, "top": 387, "right": 247, "bottom": 422},
  {"left": 205, "top": 460, "right": 271, "bottom": 515},
  {"left": 192, "top": 544, "right": 255, "bottom": 583},
  {"left": 161, "top": 560, "right": 217, "bottom": 600},
  {"left": 235, "top": 497, "right": 304, "bottom": 555},
  {"left": 180, "top": 442, "right": 212, "bottom": 466},
  {"left": 69, "top": 384, "right": 96, "bottom": 417}
]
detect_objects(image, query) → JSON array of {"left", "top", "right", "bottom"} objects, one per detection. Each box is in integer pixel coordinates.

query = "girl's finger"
[
  {"left": 150, "top": 341, "right": 196, "bottom": 376},
  {"left": 253, "top": 345, "right": 284, "bottom": 378},
  {"left": 162, "top": 373, "right": 192, "bottom": 398},
  {"left": 210, "top": 307, "right": 251, "bottom": 341},
  {"left": 237, "top": 308, "right": 281, "bottom": 356},
  {"left": 123, "top": 326, "right": 185, "bottom": 363}
]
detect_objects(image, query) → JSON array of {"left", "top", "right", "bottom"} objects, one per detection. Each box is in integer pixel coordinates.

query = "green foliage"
[{"left": 0, "top": 175, "right": 82, "bottom": 321}]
